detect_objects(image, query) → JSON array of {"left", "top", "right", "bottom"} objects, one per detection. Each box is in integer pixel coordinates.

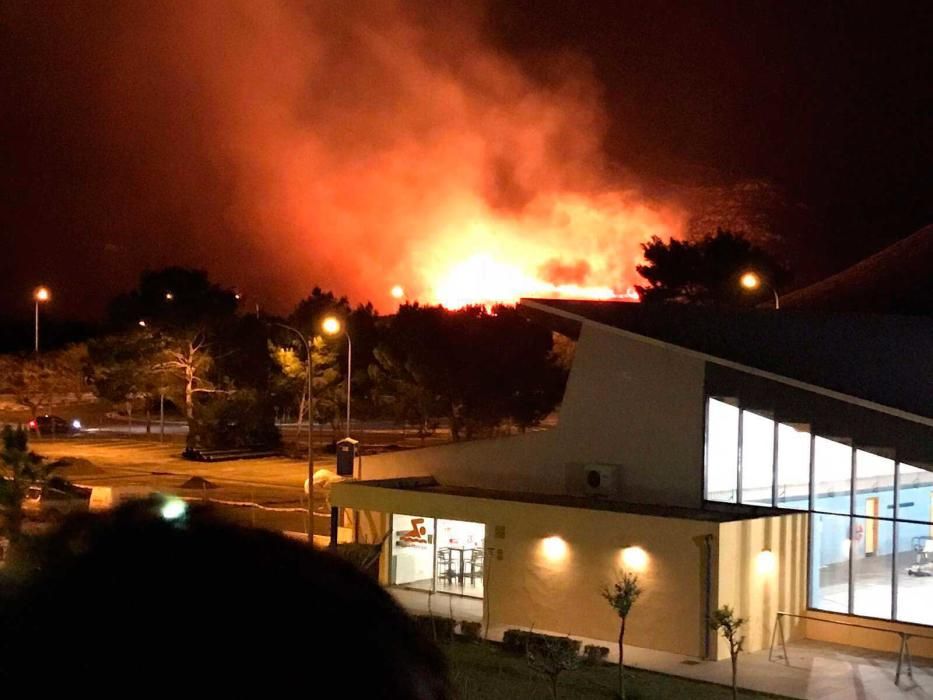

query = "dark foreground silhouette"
[{"left": 0, "top": 499, "right": 450, "bottom": 697}]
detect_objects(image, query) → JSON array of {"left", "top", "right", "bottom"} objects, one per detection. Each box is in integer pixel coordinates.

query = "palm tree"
[{"left": 0, "top": 426, "right": 50, "bottom": 546}]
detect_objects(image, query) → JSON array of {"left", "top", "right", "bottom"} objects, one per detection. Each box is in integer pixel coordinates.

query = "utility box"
[{"left": 336, "top": 437, "right": 359, "bottom": 477}]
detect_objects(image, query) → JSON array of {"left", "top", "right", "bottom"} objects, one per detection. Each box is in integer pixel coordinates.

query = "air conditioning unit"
[{"left": 582, "top": 464, "right": 618, "bottom": 498}]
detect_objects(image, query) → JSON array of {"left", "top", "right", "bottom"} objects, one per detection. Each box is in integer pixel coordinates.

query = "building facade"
[{"left": 332, "top": 299, "right": 933, "bottom": 660}]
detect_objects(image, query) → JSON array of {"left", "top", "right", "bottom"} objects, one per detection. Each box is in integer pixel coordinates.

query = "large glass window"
[
  {"left": 776, "top": 423, "right": 810, "bottom": 510},
  {"left": 896, "top": 519, "right": 933, "bottom": 626},
  {"left": 390, "top": 514, "right": 435, "bottom": 591},
  {"left": 390, "top": 514, "right": 486, "bottom": 599},
  {"left": 740, "top": 410, "right": 775, "bottom": 506},
  {"left": 810, "top": 512, "right": 850, "bottom": 613},
  {"left": 813, "top": 437, "right": 853, "bottom": 514},
  {"left": 705, "top": 399, "right": 739, "bottom": 503},
  {"left": 898, "top": 462, "right": 933, "bottom": 525},
  {"left": 854, "top": 450, "right": 895, "bottom": 517},
  {"left": 852, "top": 516, "right": 893, "bottom": 619},
  {"left": 703, "top": 398, "right": 933, "bottom": 626}
]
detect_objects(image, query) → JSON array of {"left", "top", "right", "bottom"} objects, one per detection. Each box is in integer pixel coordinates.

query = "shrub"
[
  {"left": 583, "top": 645, "right": 609, "bottom": 666},
  {"left": 413, "top": 615, "right": 455, "bottom": 643},
  {"left": 187, "top": 390, "right": 280, "bottom": 450},
  {"left": 459, "top": 621, "right": 482, "bottom": 640},
  {"left": 502, "top": 629, "right": 580, "bottom": 657}
]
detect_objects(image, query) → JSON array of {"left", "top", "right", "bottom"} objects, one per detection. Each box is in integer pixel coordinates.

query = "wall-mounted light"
[
  {"left": 540, "top": 535, "right": 568, "bottom": 562},
  {"left": 621, "top": 545, "right": 649, "bottom": 572},
  {"left": 756, "top": 548, "right": 776, "bottom": 576}
]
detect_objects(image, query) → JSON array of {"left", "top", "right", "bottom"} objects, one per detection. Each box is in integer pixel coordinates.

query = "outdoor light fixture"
[
  {"left": 621, "top": 545, "right": 649, "bottom": 572},
  {"left": 160, "top": 498, "right": 187, "bottom": 521},
  {"left": 739, "top": 270, "right": 780, "bottom": 309},
  {"left": 541, "top": 535, "right": 568, "bottom": 562},
  {"left": 34, "top": 286, "right": 51, "bottom": 302},
  {"left": 164, "top": 291, "right": 174, "bottom": 301},
  {"left": 739, "top": 271, "right": 760, "bottom": 290},
  {"left": 138, "top": 320, "right": 147, "bottom": 327},
  {"left": 322, "top": 316, "right": 341, "bottom": 335},
  {"left": 756, "top": 548, "right": 776, "bottom": 576}
]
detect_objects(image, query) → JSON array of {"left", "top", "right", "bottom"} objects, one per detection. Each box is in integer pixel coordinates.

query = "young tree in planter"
[
  {"left": 710, "top": 605, "right": 746, "bottom": 700},
  {"left": 602, "top": 572, "right": 642, "bottom": 699},
  {"left": 525, "top": 634, "right": 580, "bottom": 700}
]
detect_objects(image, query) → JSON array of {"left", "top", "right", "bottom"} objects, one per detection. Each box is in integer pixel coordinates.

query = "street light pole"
[
  {"left": 33, "top": 286, "right": 50, "bottom": 353},
  {"left": 344, "top": 331, "right": 352, "bottom": 438},
  {"left": 276, "top": 323, "right": 315, "bottom": 544}
]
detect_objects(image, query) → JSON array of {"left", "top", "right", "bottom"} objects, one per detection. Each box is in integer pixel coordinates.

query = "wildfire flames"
[
  {"left": 417, "top": 194, "right": 681, "bottom": 308},
  {"left": 93, "top": 1, "right": 686, "bottom": 311}
]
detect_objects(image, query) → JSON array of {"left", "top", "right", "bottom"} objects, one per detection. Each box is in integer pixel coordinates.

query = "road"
[{"left": 33, "top": 436, "right": 339, "bottom": 537}]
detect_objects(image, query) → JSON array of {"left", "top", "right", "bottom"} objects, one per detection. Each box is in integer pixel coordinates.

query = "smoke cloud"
[{"left": 4, "top": 0, "right": 686, "bottom": 313}]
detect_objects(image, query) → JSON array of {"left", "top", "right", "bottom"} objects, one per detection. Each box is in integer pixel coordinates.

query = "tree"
[
  {"left": 88, "top": 330, "right": 165, "bottom": 432},
  {"left": 0, "top": 345, "right": 91, "bottom": 422},
  {"left": 709, "top": 605, "right": 746, "bottom": 700},
  {"left": 373, "top": 304, "right": 567, "bottom": 441},
  {"left": 107, "top": 267, "right": 238, "bottom": 331},
  {"left": 269, "top": 335, "right": 341, "bottom": 435},
  {"left": 636, "top": 229, "right": 788, "bottom": 306},
  {"left": 153, "top": 330, "right": 221, "bottom": 421},
  {"left": 602, "top": 572, "right": 643, "bottom": 700},
  {"left": 0, "top": 426, "right": 51, "bottom": 545}
]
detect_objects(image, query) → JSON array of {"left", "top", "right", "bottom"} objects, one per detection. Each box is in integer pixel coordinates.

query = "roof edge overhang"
[{"left": 520, "top": 298, "right": 933, "bottom": 429}]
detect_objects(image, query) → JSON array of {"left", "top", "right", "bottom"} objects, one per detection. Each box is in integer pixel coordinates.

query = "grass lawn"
[{"left": 446, "top": 640, "right": 783, "bottom": 700}]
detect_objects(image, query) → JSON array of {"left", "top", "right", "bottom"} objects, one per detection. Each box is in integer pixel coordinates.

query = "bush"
[
  {"left": 502, "top": 629, "right": 580, "bottom": 657},
  {"left": 187, "top": 390, "right": 281, "bottom": 450},
  {"left": 459, "top": 621, "right": 482, "bottom": 640},
  {"left": 583, "top": 645, "right": 609, "bottom": 666},
  {"left": 413, "top": 615, "right": 455, "bottom": 642}
]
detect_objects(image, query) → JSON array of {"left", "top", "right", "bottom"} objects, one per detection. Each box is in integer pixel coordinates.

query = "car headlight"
[{"left": 71, "top": 419, "right": 82, "bottom": 429}]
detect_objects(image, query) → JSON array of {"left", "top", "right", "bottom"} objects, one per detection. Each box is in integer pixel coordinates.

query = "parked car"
[
  {"left": 22, "top": 479, "right": 91, "bottom": 521},
  {"left": 27, "top": 415, "right": 82, "bottom": 436}
]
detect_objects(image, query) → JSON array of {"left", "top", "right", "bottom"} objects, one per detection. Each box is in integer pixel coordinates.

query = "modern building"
[{"left": 331, "top": 299, "right": 933, "bottom": 661}]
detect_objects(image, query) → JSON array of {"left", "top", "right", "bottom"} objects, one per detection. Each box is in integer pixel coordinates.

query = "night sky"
[{"left": 2, "top": 1, "right": 931, "bottom": 321}]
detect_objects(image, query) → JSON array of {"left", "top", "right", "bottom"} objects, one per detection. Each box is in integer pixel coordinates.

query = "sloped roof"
[
  {"left": 781, "top": 225, "right": 933, "bottom": 314},
  {"left": 521, "top": 298, "right": 933, "bottom": 423}
]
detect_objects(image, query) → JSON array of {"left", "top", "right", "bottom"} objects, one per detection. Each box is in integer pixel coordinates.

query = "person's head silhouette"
[{"left": 0, "top": 498, "right": 450, "bottom": 698}]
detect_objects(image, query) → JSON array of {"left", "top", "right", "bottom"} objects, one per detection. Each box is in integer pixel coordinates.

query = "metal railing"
[{"left": 769, "top": 610, "right": 933, "bottom": 686}]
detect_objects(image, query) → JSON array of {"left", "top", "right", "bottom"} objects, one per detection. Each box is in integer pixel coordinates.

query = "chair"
[
  {"left": 466, "top": 548, "right": 484, "bottom": 584},
  {"left": 436, "top": 548, "right": 455, "bottom": 584}
]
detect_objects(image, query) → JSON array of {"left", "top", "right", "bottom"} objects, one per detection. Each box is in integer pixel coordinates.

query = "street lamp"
[
  {"left": 33, "top": 286, "right": 50, "bottom": 353},
  {"left": 275, "top": 323, "right": 315, "bottom": 544},
  {"left": 739, "top": 271, "right": 780, "bottom": 310},
  {"left": 322, "top": 316, "right": 352, "bottom": 438}
]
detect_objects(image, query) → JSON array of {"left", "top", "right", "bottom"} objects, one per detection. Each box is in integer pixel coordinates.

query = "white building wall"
[{"left": 357, "top": 322, "right": 708, "bottom": 506}]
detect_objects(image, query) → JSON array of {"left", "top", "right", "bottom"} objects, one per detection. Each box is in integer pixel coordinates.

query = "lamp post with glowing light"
[
  {"left": 739, "top": 271, "right": 780, "bottom": 310},
  {"left": 33, "top": 286, "right": 50, "bottom": 353},
  {"left": 275, "top": 323, "right": 315, "bottom": 543},
  {"left": 322, "top": 316, "right": 352, "bottom": 437}
]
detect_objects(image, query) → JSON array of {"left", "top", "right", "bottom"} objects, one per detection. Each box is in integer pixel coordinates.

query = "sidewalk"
[{"left": 624, "top": 637, "right": 933, "bottom": 700}]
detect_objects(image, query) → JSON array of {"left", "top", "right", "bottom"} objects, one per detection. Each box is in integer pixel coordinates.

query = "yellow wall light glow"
[
  {"left": 621, "top": 546, "right": 649, "bottom": 572},
  {"left": 756, "top": 548, "right": 776, "bottom": 576},
  {"left": 540, "top": 536, "right": 568, "bottom": 562}
]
